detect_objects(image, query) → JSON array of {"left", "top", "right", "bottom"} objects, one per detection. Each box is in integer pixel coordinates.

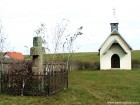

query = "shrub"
[
  {"left": 4, "top": 60, "right": 34, "bottom": 96},
  {"left": 73, "top": 60, "right": 100, "bottom": 70},
  {"left": 132, "top": 59, "right": 140, "bottom": 68}
]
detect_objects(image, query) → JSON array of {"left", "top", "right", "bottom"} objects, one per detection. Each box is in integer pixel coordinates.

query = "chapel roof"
[{"left": 98, "top": 29, "right": 132, "bottom": 51}]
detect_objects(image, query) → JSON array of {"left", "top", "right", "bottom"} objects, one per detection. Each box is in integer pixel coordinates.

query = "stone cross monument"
[{"left": 30, "top": 36, "right": 45, "bottom": 75}]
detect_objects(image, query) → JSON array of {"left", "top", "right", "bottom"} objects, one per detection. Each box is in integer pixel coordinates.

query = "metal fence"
[{"left": 1, "top": 62, "right": 68, "bottom": 96}]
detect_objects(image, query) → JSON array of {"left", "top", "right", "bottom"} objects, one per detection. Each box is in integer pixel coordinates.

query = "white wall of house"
[{"left": 100, "top": 35, "right": 131, "bottom": 70}]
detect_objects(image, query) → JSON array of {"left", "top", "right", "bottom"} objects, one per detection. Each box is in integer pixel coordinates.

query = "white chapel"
[{"left": 98, "top": 11, "right": 132, "bottom": 70}]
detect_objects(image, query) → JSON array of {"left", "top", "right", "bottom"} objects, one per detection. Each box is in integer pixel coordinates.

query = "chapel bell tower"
[
  {"left": 110, "top": 23, "right": 119, "bottom": 32},
  {"left": 110, "top": 8, "right": 119, "bottom": 32}
]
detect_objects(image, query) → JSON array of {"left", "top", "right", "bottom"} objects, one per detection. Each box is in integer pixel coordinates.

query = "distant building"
[
  {"left": 3, "top": 52, "right": 24, "bottom": 60},
  {"left": 98, "top": 21, "right": 132, "bottom": 70}
]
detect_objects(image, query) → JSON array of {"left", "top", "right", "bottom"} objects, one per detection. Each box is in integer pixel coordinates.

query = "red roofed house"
[{"left": 3, "top": 52, "right": 24, "bottom": 60}]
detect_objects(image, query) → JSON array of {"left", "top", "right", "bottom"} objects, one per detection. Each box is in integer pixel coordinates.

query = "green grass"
[
  {"left": 71, "top": 50, "right": 140, "bottom": 63},
  {"left": 0, "top": 69, "right": 140, "bottom": 105},
  {"left": 132, "top": 50, "right": 140, "bottom": 62},
  {"left": 26, "top": 50, "right": 140, "bottom": 63},
  {"left": 70, "top": 52, "right": 99, "bottom": 63},
  {"left": 42, "top": 52, "right": 99, "bottom": 63}
]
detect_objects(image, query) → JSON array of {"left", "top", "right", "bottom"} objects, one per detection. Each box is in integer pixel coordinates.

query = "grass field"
[
  {"left": 132, "top": 50, "right": 140, "bottom": 62},
  {"left": 25, "top": 50, "right": 140, "bottom": 63},
  {"left": 0, "top": 69, "right": 140, "bottom": 105}
]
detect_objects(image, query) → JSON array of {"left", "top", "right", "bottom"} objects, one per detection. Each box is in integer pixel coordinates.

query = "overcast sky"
[{"left": 0, "top": 0, "right": 140, "bottom": 54}]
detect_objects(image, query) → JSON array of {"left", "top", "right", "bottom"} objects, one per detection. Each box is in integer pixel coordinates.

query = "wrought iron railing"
[{"left": 1, "top": 62, "right": 68, "bottom": 96}]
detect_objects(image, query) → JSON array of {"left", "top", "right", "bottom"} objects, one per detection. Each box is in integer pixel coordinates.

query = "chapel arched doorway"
[{"left": 111, "top": 54, "right": 120, "bottom": 68}]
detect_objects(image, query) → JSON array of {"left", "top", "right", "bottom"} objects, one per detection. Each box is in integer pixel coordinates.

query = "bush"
[
  {"left": 72, "top": 60, "right": 100, "bottom": 70},
  {"left": 132, "top": 59, "right": 140, "bottom": 68},
  {"left": 4, "top": 60, "right": 34, "bottom": 96}
]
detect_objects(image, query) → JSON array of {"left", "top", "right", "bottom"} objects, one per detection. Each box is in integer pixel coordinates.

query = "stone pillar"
[{"left": 30, "top": 36, "right": 45, "bottom": 75}]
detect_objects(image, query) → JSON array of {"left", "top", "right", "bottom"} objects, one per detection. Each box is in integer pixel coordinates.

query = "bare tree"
[
  {"left": 0, "top": 20, "right": 7, "bottom": 55},
  {"left": 0, "top": 19, "right": 8, "bottom": 93},
  {"left": 35, "top": 19, "right": 83, "bottom": 71},
  {"left": 0, "top": 20, "right": 8, "bottom": 72},
  {"left": 63, "top": 25, "right": 83, "bottom": 70}
]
